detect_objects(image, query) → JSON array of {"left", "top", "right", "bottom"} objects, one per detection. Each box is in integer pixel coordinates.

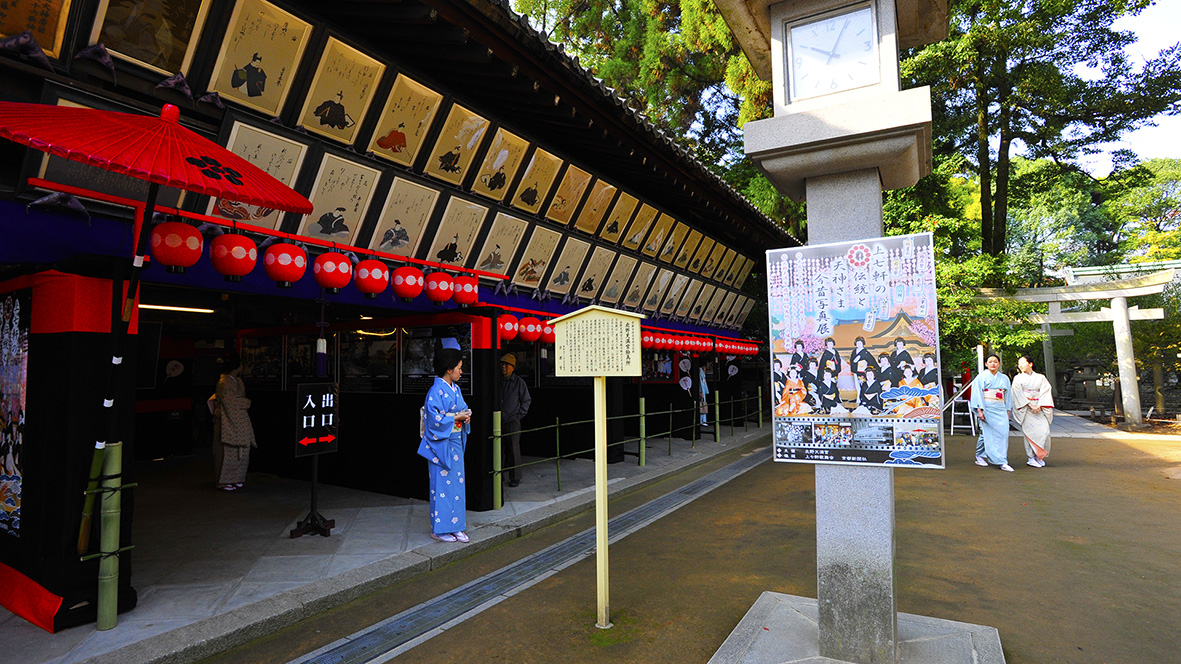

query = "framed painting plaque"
[
  {"left": 623, "top": 262, "right": 657, "bottom": 309},
  {"left": 640, "top": 213, "right": 675, "bottom": 258},
  {"left": 298, "top": 37, "right": 385, "bottom": 145},
  {"left": 675, "top": 229, "right": 702, "bottom": 269},
  {"left": 676, "top": 280, "right": 704, "bottom": 318},
  {"left": 425, "top": 197, "right": 489, "bottom": 267},
  {"left": 471, "top": 212, "right": 529, "bottom": 277},
  {"left": 471, "top": 128, "right": 529, "bottom": 202},
  {"left": 367, "top": 74, "right": 444, "bottom": 167},
  {"left": 424, "top": 103, "right": 490, "bottom": 186},
  {"left": 368, "top": 177, "right": 441, "bottom": 257},
  {"left": 206, "top": 120, "right": 308, "bottom": 229},
  {"left": 546, "top": 165, "right": 593, "bottom": 225},
  {"left": 512, "top": 226, "right": 562, "bottom": 289},
  {"left": 642, "top": 268, "right": 675, "bottom": 312},
  {"left": 90, "top": 0, "right": 213, "bottom": 75},
  {"left": 295, "top": 152, "right": 381, "bottom": 245},
  {"left": 688, "top": 237, "right": 715, "bottom": 274},
  {"left": 658, "top": 222, "right": 689, "bottom": 264},
  {"left": 545, "top": 237, "right": 591, "bottom": 295},
  {"left": 511, "top": 148, "right": 562, "bottom": 215},
  {"left": 621, "top": 204, "right": 658, "bottom": 252},
  {"left": 573, "top": 179, "right": 617, "bottom": 234},
  {"left": 598, "top": 192, "right": 637, "bottom": 244},
  {"left": 600, "top": 254, "right": 636, "bottom": 305},
  {"left": 208, "top": 0, "right": 313, "bottom": 117},
  {"left": 574, "top": 246, "right": 616, "bottom": 299}
]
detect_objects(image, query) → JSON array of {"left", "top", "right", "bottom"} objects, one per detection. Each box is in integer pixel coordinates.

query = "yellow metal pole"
[{"left": 594, "top": 375, "right": 612, "bottom": 629}]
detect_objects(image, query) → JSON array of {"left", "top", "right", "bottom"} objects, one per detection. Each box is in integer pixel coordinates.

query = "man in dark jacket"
[{"left": 499, "top": 353, "right": 532, "bottom": 487}]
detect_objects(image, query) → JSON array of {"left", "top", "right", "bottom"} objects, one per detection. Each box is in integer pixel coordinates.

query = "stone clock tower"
[{"left": 709, "top": 2, "right": 1006, "bottom": 664}]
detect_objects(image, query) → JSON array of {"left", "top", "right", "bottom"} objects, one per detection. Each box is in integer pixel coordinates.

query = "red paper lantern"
[
  {"left": 391, "top": 266, "right": 424, "bottom": 301},
  {"left": 657, "top": 334, "right": 669, "bottom": 350},
  {"left": 641, "top": 331, "right": 653, "bottom": 349},
  {"left": 518, "top": 317, "right": 542, "bottom": 342},
  {"left": 425, "top": 272, "right": 454, "bottom": 303},
  {"left": 209, "top": 234, "right": 257, "bottom": 282},
  {"left": 672, "top": 336, "right": 684, "bottom": 351},
  {"left": 701, "top": 338, "right": 714, "bottom": 353},
  {"left": 149, "top": 221, "right": 202, "bottom": 273},
  {"left": 313, "top": 252, "right": 351, "bottom": 293},
  {"left": 452, "top": 275, "right": 479, "bottom": 306},
  {"left": 498, "top": 314, "right": 519, "bottom": 342},
  {"left": 263, "top": 243, "right": 306, "bottom": 288},
  {"left": 541, "top": 322, "right": 556, "bottom": 344},
  {"left": 354, "top": 259, "right": 389, "bottom": 299}
]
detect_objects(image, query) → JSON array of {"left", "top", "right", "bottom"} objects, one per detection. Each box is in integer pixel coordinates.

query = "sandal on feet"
[
  {"left": 454, "top": 531, "right": 469, "bottom": 543},
  {"left": 218, "top": 484, "right": 237, "bottom": 491},
  {"left": 430, "top": 532, "right": 457, "bottom": 542}
]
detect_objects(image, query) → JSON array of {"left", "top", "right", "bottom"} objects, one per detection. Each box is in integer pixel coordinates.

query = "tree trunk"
[
  {"left": 975, "top": 54, "right": 993, "bottom": 257},
  {"left": 993, "top": 82, "right": 1013, "bottom": 258}
]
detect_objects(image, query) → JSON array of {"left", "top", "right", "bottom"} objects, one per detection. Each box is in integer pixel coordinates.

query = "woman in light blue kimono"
[
  {"left": 417, "top": 348, "right": 473, "bottom": 543},
  {"left": 968, "top": 353, "right": 1014, "bottom": 472}
]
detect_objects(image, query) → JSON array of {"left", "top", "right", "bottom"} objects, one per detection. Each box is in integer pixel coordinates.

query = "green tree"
[
  {"left": 510, "top": 0, "right": 802, "bottom": 231},
  {"left": 903, "top": 0, "right": 1181, "bottom": 263},
  {"left": 1106, "top": 158, "right": 1181, "bottom": 261}
]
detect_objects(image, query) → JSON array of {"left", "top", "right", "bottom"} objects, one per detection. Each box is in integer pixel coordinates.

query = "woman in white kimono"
[
  {"left": 968, "top": 353, "right": 1014, "bottom": 471},
  {"left": 212, "top": 354, "right": 256, "bottom": 491},
  {"left": 416, "top": 348, "right": 472, "bottom": 543},
  {"left": 1012, "top": 355, "right": 1053, "bottom": 467}
]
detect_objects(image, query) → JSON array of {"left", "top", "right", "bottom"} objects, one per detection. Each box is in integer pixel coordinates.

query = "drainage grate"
[{"left": 296, "top": 449, "right": 767, "bottom": 664}]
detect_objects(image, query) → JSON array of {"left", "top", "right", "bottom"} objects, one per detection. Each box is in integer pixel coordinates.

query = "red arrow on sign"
[{"left": 297, "top": 434, "right": 337, "bottom": 446}]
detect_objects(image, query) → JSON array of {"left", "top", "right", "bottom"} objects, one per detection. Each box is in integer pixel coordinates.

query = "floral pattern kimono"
[{"left": 417, "top": 377, "right": 471, "bottom": 535}]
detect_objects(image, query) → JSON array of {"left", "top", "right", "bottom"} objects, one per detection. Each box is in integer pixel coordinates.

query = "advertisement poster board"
[{"left": 767, "top": 233, "right": 943, "bottom": 468}]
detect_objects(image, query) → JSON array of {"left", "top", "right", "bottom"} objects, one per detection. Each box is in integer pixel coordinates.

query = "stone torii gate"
[{"left": 978, "top": 269, "right": 1173, "bottom": 426}]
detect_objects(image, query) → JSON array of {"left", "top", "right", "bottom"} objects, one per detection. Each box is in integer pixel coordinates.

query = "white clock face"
[{"left": 788, "top": 6, "right": 879, "bottom": 102}]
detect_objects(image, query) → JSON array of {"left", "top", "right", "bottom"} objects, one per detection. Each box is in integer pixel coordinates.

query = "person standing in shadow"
[{"left": 498, "top": 353, "right": 532, "bottom": 488}]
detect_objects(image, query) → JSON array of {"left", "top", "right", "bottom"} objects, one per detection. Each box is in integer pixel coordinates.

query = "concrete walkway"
[{"left": 0, "top": 423, "right": 770, "bottom": 664}]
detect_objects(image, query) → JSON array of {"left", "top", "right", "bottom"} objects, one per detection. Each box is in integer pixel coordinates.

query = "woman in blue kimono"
[
  {"left": 968, "top": 353, "right": 1014, "bottom": 471},
  {"left": 417, "top": 348, "right": 473, "bottom": 542}
]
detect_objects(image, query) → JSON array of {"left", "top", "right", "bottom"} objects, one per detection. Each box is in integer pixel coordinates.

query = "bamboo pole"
[
  {"left": 492, "top": 411, "right": 502, "bottom": 510},
  {"left": 97, "top": 441, "right": 122, "bottom": 630},
  {"left": 638, "top": 398, "right": 646, "bottom": 466}
]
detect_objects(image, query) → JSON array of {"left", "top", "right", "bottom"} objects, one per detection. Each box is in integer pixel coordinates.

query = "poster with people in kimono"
[
  {"left": 767, "top": 233, "right": 943, "bottom": 468},
  {"left": 1, "top": 291, "right": 29, "bottom": 537},
  {"left": 208, "top": 0, "right": 313, "bottom": 117}
]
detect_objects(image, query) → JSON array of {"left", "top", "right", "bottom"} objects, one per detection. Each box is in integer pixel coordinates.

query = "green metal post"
[
  {"left": 714, "top": 391, "right": 722, "bottom": 442},
  {"left": 97, "top": 441, "right": 122, "bottom": 630},
  {"left": 492, "top": 411, "right": 502, "bottom": 510},
  {"left": 668, "top": 407, "right": 673, "bottom": 455},
  {"left": 758, "top": 386, "right": 764, "bottom": 428},
  {"left": 691, "top": 406, "right": 697, "bottom": 448},
  {"left": 744, "top": 392, "right": 749, "bottom": 433},
  {"left": 639, "top": 397, "right": 646, "bottom": 467},
  {"left": 731, "top": 394, "right": 736, "bottom": 438},
  {"left": 555, "top": 416, "right": 561, "bottom": 491}
]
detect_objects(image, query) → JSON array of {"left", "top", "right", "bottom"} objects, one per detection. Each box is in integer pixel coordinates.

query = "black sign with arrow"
[{"left": 295, "top": 383, "right": 339, "bottom": 458}]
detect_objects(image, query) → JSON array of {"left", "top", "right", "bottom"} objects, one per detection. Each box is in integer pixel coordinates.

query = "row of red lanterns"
[
  {"left": 497, "top": 314, "right": 555, "bottom": 343},
  {"left": 641, "top": 331, "right": 760, "bottom": 355},
  {"left": 149, "top": 222, "right": 479, "bottom": 304}
]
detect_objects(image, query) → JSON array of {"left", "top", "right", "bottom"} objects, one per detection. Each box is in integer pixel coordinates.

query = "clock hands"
[{"left": 827, "top": 18, "right": 850, "bottom": 65}]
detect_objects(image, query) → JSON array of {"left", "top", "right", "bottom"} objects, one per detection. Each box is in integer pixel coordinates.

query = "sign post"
[
  {"left": 292, "top": 382, "right": 339, "bottom": 538},
  {"left": 549, "top": 305, "right": 643, "bottom": 629}
]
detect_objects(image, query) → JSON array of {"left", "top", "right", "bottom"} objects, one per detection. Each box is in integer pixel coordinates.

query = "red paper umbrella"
[
  {"left": 425, "top": 272, "right": 454, "bottom": 303},
  {"left": 0, "top": 101, "right": 314, "bottom": 556},
  {"left": 210, "top": 234, "right": 257, "bottom": 281},
  {"left": 263, "top": 243, "right": 306, "bottom": 288},
  {"left": 452, "top": 276, "right": 479, "bottom": 306},
  {"left": 391, "top": 266, "right": 424, "bottom": 301},
  {"left": 149, "top": 221, "right": 202, "bottom": 273},
  {"left": 498, "top": 314, "right": 519, "bottom": 341},
  {"left": 313, "top": 252, "right": 352, "bottom": 293},
  {"left": 355, "top": 259, "right": 389, "bottom": 298},
  {"left": 518, "top": 317, "right": 542, "bottom": 342},
  {"left": 0, "top": 102, "right": 313, "bottom": 212},
  {"left": 541, "top": 322, "right": 556, "bottom": 344}
]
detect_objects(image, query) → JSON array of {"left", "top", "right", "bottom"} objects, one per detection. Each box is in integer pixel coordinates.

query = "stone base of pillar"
[{"left": 708, "top": 592, "right": 1005, "bottom": 664}]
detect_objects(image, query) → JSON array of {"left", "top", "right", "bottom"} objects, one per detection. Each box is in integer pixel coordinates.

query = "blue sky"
[{"left": 1077, "top": 0, "right": 1181, "bottom": 176}]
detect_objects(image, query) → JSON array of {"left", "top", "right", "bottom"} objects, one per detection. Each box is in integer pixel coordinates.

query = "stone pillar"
[
  {"left": 1041, "top": 323, "right": 1058, "bottom": 398},
  {"left": 808, "top": 169, "right": 897, "bottom": 664},
  {"left": 1154, "top": 359, "right": 1165, "bottom": 415},
  {"left": 1110, "top": 296, "right": 1142, "bottom": 426}
]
